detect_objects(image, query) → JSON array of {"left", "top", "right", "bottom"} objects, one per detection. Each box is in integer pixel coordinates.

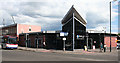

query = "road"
[
  {"left": 1, "top": 49, "right": 119, "bottom": 61},
  {"left": 118, "top": 50, "right": 120, "bottom": 61}
]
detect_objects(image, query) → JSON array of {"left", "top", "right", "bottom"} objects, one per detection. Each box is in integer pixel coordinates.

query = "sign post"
[
  {"left": 36, "top": 33, "right": 39, "bottom": 51},
  {"left": 60, "top": 32, "right": 68, "bottom": 51},
  {"left": 36, "top": 39, "right": 38, "bottom": 51},
  {"left": 63, "top": 37, "right": 66, "bottom": 51},
  {"left": 26, "top": 34, "right": 29, "bottom": 50}
]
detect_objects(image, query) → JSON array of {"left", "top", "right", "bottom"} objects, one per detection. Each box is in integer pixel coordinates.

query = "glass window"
[
  {"left": 2, "top": 38, "right": 8, "bottom": 43},
  {"left": 29, "top": 27, "right": 31, "bottom": 31},
  {"left": 8, "top": 38, "right": 17, "bottom": 44}
]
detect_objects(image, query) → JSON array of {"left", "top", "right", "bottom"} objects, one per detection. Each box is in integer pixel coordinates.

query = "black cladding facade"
[
  {"left": 62, "top": 6, "right": 87, "bottom": 50},
  {"left": 19, "top": 32, "right": 63, "bottom": 50},
  {"left": 75, "top": 18, "right": 86, "bottom": 49},
  {"left": 62, "top": 18, "right": 86, "bottom": 50},
  {"left": 88, "top": 33, "right": 104, "bottom": 48}
]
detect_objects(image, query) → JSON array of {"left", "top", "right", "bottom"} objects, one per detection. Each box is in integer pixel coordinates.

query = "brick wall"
[
  {"left": 104, "top": 36, "right": 117, "bottom": 47},
  {"left": 18, "top": 24, "right": 41, "bottom": 35}
]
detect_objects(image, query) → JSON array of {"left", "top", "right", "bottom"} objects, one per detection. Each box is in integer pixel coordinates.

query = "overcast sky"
[{"left": 0, "top": 0, "right": 118, "bottom": 33}]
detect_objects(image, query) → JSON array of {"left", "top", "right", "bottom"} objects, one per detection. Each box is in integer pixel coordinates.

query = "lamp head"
[{"left": 113, "top": 0, "right": 117, "bottom": 1}]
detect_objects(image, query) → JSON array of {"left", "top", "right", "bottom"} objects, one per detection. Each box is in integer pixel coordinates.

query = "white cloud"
[{"left": 0, "top": 0, "right": 118, "bottom": 32}]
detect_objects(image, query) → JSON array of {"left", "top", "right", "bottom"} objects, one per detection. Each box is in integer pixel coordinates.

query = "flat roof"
[
  {"left": 19, "top": 30, "right": 61, "bottom": 35},
  {"left": 1, "top": 23, "right": 41, "bottom": 29},
  {"left": 88, "top": 33, "right": 118, "bottom": 36},
  {"left": 0, "top": 23, "right": 17, "bottom": 28}
]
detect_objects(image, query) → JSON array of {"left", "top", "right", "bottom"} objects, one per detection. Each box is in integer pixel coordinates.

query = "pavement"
[{"left": 17, "top": 46, "right": 118, "bottom": 56}]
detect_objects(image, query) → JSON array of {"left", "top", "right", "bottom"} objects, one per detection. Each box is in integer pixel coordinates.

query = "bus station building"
[{"left": 18, "top": 6, "right": 88, "bottom": 50}]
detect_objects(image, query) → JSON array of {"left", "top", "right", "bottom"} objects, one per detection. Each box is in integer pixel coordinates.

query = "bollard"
[
  {"left": 84, "top": 46, "right": 87, "bottom": 51},
  {"left": 93, "top": 45, "right": 95, "bottom": 50}
]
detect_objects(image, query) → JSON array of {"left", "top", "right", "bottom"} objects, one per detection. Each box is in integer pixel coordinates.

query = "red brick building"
[
  {"left": 0, "top": 23, "right": 41, "bottom": 37},
  {"left": 88, "top": 33, "right": 118, "bottom": 48},
  {"left": 104, "top": 36, "right": 117, "bottom": 47}
]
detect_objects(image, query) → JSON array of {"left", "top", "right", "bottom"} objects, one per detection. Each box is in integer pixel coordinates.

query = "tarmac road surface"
[{"left": 2, "top": 49, "right": 118, "bottom": 61}]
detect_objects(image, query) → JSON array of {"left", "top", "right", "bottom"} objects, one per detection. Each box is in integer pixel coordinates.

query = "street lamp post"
[
  {"left": 110, "top": 0, "right": 117, "bottom": 52},
  {"left": 110, "top": 1, "right": 112, "bottom": 52}
]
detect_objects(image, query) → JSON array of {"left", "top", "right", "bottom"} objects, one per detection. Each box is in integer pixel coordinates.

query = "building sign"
[
  {"left": 77, "top": 35, "right": 84, "bottom": 39},
  {"left": 60, "top": 32, "right": 64, "bottom": 36},
  {"left": 63, "top": 37, "right": 66, "bottom": 40},
  {"left": 60, "top": 32, "right": 68, "bottom": 37}
]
